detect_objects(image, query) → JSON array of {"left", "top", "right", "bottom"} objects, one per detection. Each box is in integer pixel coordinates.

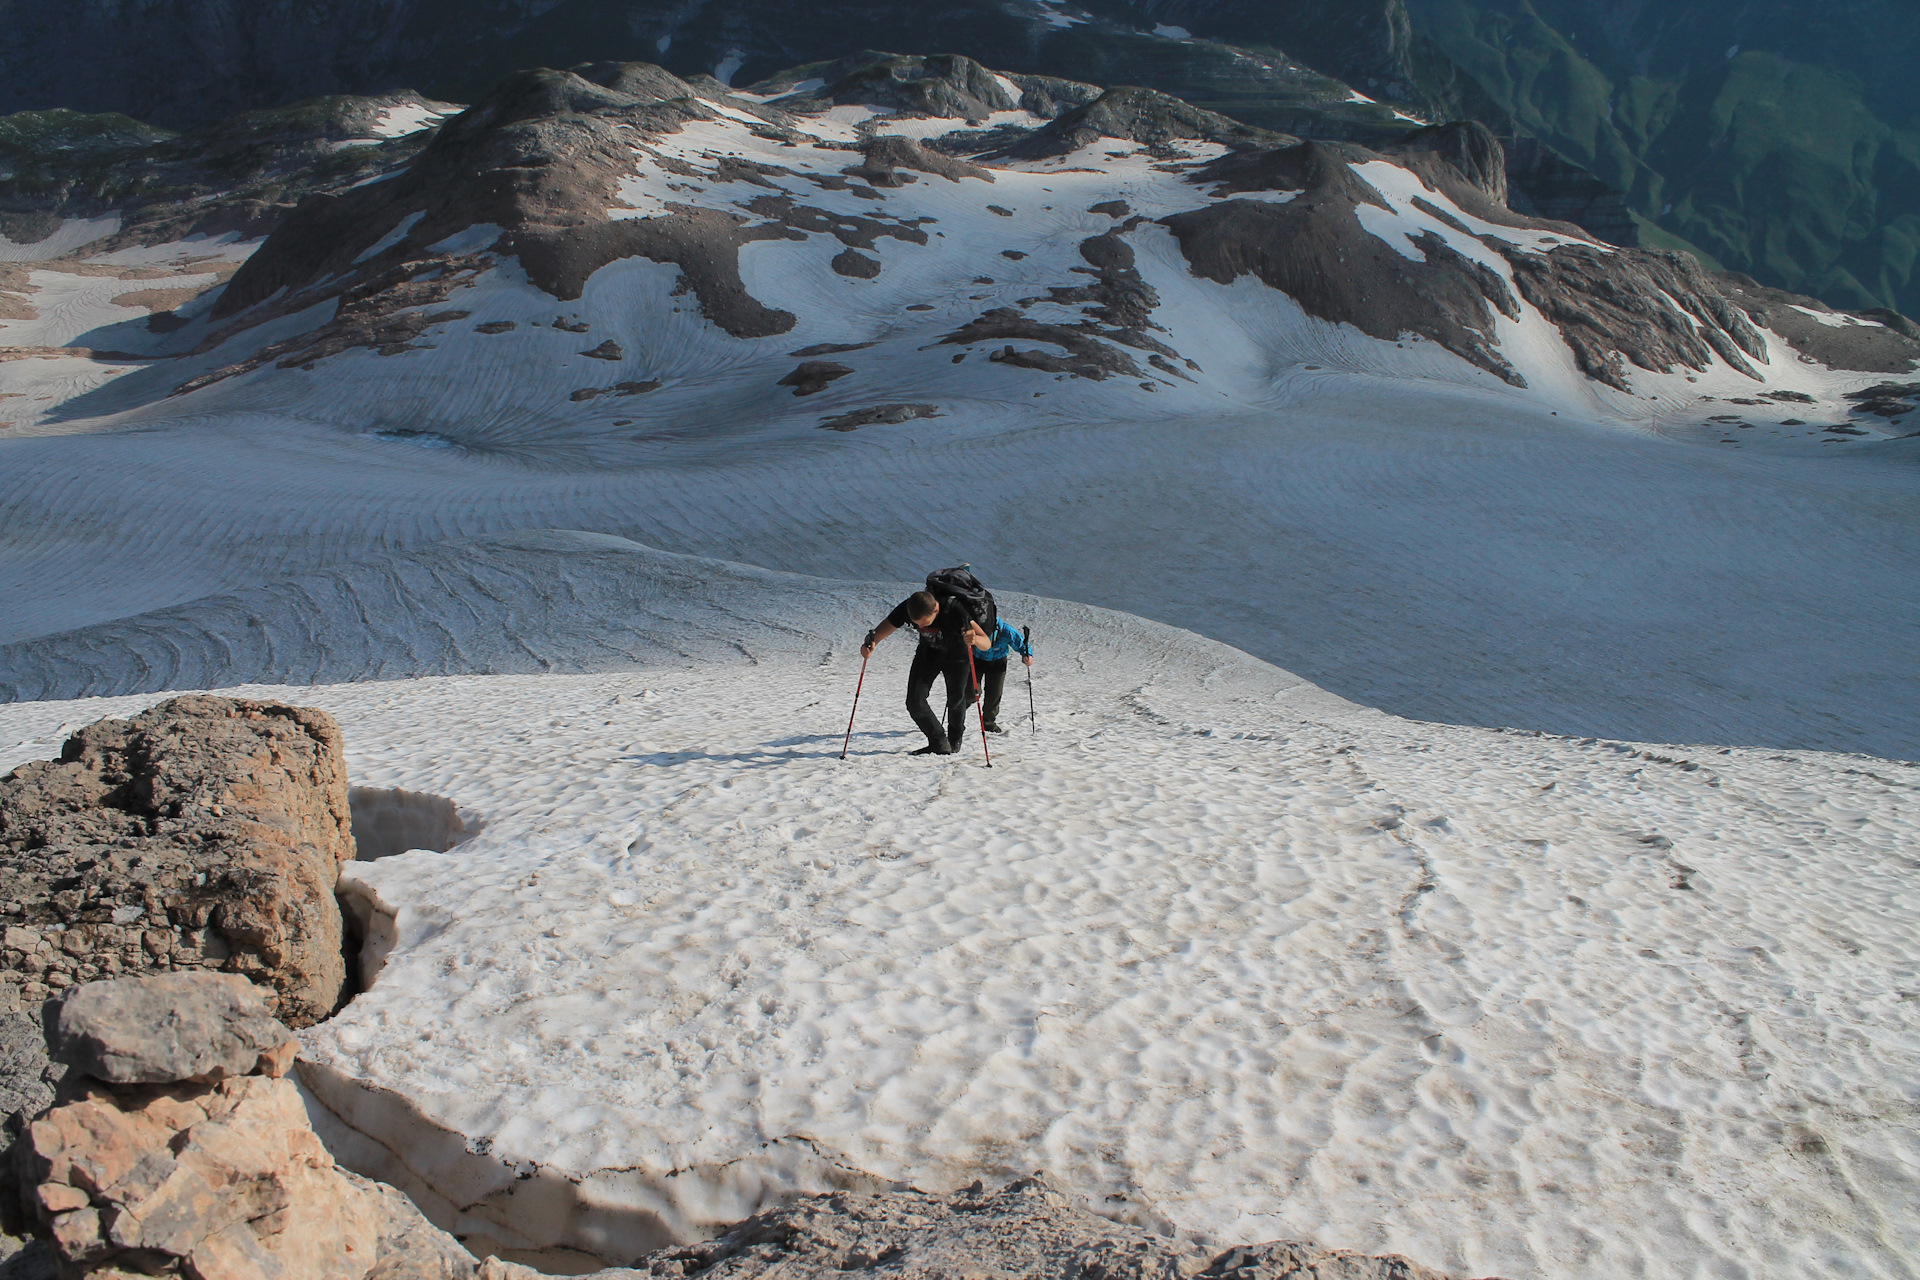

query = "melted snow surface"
[
  {"left": 7, "top": 564, "right": 1911, "bottom": 1280},
  {"left": 372, "top": 104, "right": 448, "bottom": 138}
]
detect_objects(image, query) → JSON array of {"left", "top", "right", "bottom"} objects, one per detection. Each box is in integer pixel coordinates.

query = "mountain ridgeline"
[{"left": 0, "top": 0, "right": 1915, "bottom": 319}]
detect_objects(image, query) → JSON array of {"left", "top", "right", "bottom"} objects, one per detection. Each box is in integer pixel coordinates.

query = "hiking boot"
[
  {"left": 984, "top": 721, "right": 1006, "bottom": 734},
  {"left": 910, "top": 743, "right": 952, "bottom": 756}
]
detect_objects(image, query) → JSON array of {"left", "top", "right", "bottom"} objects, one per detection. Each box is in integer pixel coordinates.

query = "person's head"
[{"left": 907, "top": 590, "right": 939, "bottom": 627}]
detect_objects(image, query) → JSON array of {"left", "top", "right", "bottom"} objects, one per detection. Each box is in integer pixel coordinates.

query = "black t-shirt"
[{"left": 886, "top": 595, "right": 979, "bottom": 653}]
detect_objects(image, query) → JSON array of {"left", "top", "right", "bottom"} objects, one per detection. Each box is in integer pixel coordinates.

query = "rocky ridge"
[
  {"left": 0, "top": 92, "right": 455, "bottom": 256},
  {"left": 0, "top": 697, "right": 357, "bottom": 1028},
  {"left": 165, "top": 53, "right": 1910, "bottom": 410}
]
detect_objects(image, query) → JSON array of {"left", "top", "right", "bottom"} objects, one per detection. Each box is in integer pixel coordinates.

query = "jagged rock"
[
  {"left": 778, "top": 361, "right": 855, "bottom": 395},
  {"left": 0, "top": 697, "right": 356, "bottom": 1027},
  {"left": 637, "top": 1177, "right": 1483, "bottom": 1280},
  {"left": 1715, "top": 274, "right": 1920, "bottom": 374},
  {"left": 6, "top": 974, "right": 511, "bottom": 1280},
  {"left": 1393, "top": 121, "right": 1507, "bottom": 205},
  {"left": 0, "top": 1017, "right": 55, "bottom": 1141},
  {"left": 50, "top": 973, "right": 295, "bottom": 1086},
  {"left": 1502, "top": 243, "right": 1767, "bottom": 390}
]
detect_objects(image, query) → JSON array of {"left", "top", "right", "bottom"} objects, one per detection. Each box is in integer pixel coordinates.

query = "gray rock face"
[
  {"left": 8, "top": 972, "right": 514, "bottom": 1280},
  {"left": 0, "top": 1014, "right": 56, "bottom": 1137},
  {"left": 50, "top": 972, "right": 296, "bottom": 1085},
  {"left": 0, "top": 696, "right": 357, "bottom": 1027},
  {"left": 637, "top": 1178, "right": 1485, "bottom": 1280}
]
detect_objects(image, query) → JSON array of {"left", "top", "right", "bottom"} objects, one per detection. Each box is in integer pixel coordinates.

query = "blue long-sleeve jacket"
[{"left": 979, "top": 618, "right": 1033, "bottom": 663}]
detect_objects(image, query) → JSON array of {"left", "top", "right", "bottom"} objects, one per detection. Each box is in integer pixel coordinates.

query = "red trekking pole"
[
  {"left": 966, "top": 643, "right": 992, "bottom": 768},
  {"left": 840, "top": 647, "right": 871, "bottom": 760}
]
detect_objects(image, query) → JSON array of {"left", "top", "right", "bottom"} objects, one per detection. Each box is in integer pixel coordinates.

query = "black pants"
[
  {"left": 978, "top": 657, "right": 1009, "bottom": 727},
  {"left": 907, "top": 643, "right": 977, "bottom": 751}
]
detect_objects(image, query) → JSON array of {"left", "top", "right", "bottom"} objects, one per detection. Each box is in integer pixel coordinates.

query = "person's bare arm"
[
  {"left": 964, "top": 620, "right": 992, "bottom": 651},
  {"left": 861, "top": 621, "right": 899, "bottom": 658}
]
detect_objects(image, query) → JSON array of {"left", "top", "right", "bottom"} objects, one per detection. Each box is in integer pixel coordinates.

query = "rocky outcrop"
[
  {"left": 0, "top": 93, "right": 452, "bottom": 258},
  {"left": 992, "top": 85, "right": 1275, "bottom": 160},
  {"left": 1713, "top": 273, "right": 1920, "bottom": 375},
  {"left": 6, "top": 973, "right": 491, "bottom": 1280},
  {"left": 0, "top": 697, "right": 356, "bottom": 1028},
  {"left": 1163, "top": 134, "right": 1780, "bottom": 391},
  {"left": 1165, "top": 141, "right": 1527, "bottom": 385},
  {"left": 642, "top": 1177, "right": 1481, "bottom": 1279}
]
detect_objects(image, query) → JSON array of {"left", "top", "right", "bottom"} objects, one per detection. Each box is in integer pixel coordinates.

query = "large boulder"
[
  {"left": 0, "top": 697, "right": 357, "bottom": 1027},
  {"left": 10, "top": 974, "right": 488, "bottom": 1280},
  {"left": 50, "top": 972, "right": 297, "bottom": 1085}
]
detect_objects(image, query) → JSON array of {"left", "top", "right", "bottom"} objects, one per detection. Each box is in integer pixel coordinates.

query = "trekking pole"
[
  {"left": 1024, "top": 626, "right": 1037, "bottom": 736},
  {"left": 966, "top": 643, "right": 993, "bottom": 768},
  {"left": 840, "top": 647, "right": 871, "bottom": 760}
]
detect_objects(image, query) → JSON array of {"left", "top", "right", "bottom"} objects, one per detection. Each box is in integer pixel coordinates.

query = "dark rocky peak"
[
  {"left": 992, "top": 84, "right": 1276, "bottom": 159},
  {"left": 570, "top": 60, "right": 701, "bottom": 106},
  {"left": 0, "top": 109, "right": 174, "bottom": 161},
  {"left": 1390, "top": 120, "right": 1506, "bottom": 205},
  {"left": 797, "top": 52, "right": 1024, "bottom": 121},
  {"left": 1188, "top": 140, "right": 1385, "bottom": 207},
  {"left": 754, "top": 51, "right": 1102, "bottom": 125},
  {"left": 432, "top": 66, "right": 648, "bottom": 140}
]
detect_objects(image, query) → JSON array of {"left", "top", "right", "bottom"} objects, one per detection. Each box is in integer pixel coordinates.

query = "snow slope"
[
  {"left": 4, "top": 552, "right": 1911, "bottom": 1280},
  {"left": 0, "top": 61, "right": 1913, "bottom": 759}
]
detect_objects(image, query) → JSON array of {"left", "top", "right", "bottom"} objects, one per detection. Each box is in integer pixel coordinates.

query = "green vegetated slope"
[{"left": 1404, "top": 0, "right": 1920, "bottom": 314}]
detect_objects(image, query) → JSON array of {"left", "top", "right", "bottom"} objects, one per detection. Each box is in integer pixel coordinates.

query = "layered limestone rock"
[
  {"left": 642, "top": 1177, "right": 1482, "bottom": 1279},
  {"left": 0, "top": 697, "right": 356, "bottom": 1027}
]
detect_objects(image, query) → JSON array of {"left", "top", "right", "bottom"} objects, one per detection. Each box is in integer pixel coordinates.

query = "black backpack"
[{"left": 926, "top": 564, "right": 997, "bottom": 634}]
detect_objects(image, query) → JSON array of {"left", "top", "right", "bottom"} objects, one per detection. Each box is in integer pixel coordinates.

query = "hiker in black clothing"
[{"left": 861, "top": 589, "right": 993, "bottom": 755}]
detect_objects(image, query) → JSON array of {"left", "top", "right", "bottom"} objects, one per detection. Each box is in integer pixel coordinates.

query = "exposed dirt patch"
[
  {"left": 569, "top": 380, "right": 661, "bottom": 401},
  {"left": 845, "top": 135, "right": 993, "bottom": 187},
  {"left": 741, "top": 194, "right": 930, "bottom": 252},
  {"left": 175, "top": 253, "right": 488, "bottom": 394},
  {"left": 791, "top": 342, "right": 875, "bottom": 357},
  {"left": 779, "top": 361, "right": 855, "bottom": 395},
  {"left": 832, "top": 248, "right": 882, "bottom": 278},
  {"left": 818, "top": 403, "right": 941, "bottom": 431}
]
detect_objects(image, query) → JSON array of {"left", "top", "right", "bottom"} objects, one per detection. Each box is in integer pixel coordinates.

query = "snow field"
[{"left": 7, "top": 579, "right": 1912, "bottom": 1280}]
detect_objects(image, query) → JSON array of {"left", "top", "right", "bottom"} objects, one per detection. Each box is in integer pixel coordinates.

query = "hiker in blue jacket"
[{"left": 975, "top": 617, "right": 1034, "bottom": 733}]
